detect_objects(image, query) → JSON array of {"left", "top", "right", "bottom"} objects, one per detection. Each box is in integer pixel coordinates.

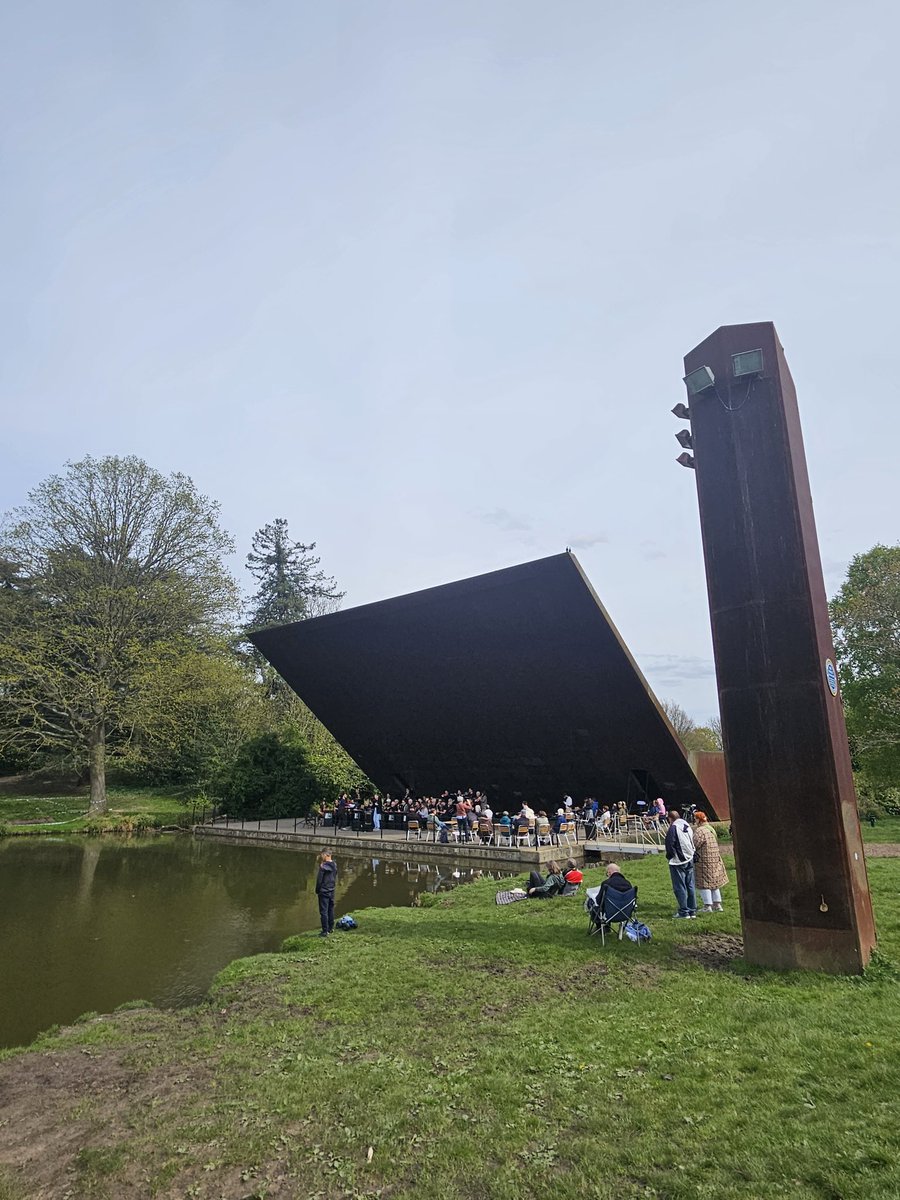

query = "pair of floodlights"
[{"left": 673, "top": 348, "right": 765, "bottom": 468}]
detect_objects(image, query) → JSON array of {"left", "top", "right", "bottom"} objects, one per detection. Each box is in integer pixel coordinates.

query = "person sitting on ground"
[
  {"left": 563, "top": 859, "right": 584, "bottom": 887},
  {"left": 526, "top": 860, "right": 565, "bottom": 898}
]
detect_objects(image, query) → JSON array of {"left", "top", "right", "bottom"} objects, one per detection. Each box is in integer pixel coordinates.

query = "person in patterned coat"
[{"left": 692, "top": 812, "right": 728, "bottom": 912}]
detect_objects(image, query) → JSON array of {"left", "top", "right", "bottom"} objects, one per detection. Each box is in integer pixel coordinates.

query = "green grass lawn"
[
  {"left": 860, "top": 815, "right": 900, "bottom": 843},
  {"left": 0, "top": 781, "right": 194, "bottom": 833},
  {"left": 1, "top": 855, "right": 899, "bottom": 1199}
]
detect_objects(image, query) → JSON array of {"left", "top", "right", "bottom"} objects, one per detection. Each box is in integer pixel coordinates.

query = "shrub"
[
  {"left": 216, "top": 732, "right": 326, "bottom": 820},
  {"left": 856, "top": 774, "right": 900, "bottom": 819}
]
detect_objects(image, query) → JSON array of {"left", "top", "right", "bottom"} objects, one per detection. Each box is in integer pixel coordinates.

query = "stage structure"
[
  {"left": 679, "top": 321, "right": 875, "bottom": 973},
  {"left": 251, "top": 552, "right": 714, "bottom": 815}
]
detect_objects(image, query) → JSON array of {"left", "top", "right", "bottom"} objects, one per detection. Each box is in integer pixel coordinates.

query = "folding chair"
[
  {"left": 554, "top": 821, "right": 576, "bottom": 849},
  {"left": 405, "top": 819, "right": 422, "bottom": 841},
  {"left": 495, "top": 823, "right": 513, "bottom": 847},
  {"left": 585, "top": 885, "right": 638, "bottom": 945},
  {"left": 515, "top": 823, "right": 532, "bottom": 849}
]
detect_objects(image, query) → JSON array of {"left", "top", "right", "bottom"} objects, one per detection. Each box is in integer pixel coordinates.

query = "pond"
[{"left": 0, "top": 834, "right": 510, "bottom": 1049}]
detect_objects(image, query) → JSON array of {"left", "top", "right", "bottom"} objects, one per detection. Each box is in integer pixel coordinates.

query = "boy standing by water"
[{"left": 315, "top": 850, "right": 338, "bottom": 937}]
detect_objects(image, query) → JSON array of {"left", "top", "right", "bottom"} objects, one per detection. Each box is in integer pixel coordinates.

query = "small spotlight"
[
  {"left": 732, "top": 349, "right": 764, "bottom": 378},
  {"left": 676, "top": 452, "right": 695, "bottom": 469},
  {"left": 675, "top": 429, "right": 693, "bottom": 449},
  {"left": 671, "top": 402, "right": 691, "bottom": 420},
  {"left": 683, "top": 365, "right": 715, "bottom": 396}
]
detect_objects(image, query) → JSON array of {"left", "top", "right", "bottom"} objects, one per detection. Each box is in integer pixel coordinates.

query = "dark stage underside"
[{"left": 250, "top": 553, "right": 713, "bottom": 814}]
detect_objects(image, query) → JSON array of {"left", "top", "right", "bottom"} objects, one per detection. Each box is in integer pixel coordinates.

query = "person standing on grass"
[
  {"left": 692, "top": 812, "right": 728, "bottom": 912},
  {"left": 665, "top": 809, "right": 697, "bottom": 919},
  {"left": 315, "top": 850, "right": 338, "bottom": 937}
]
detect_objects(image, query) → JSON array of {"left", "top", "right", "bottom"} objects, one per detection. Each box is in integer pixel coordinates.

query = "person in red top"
[{"left": 563, "top": 859, "right": 583, "bottom": 886}]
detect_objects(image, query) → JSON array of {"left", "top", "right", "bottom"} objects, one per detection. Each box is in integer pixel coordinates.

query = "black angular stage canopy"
[{"left": 250, "top": 552, "right": 714, "bottom": 814}]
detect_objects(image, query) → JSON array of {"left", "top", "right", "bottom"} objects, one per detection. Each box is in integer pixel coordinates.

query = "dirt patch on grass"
[
  {"left": 675, "top": 933, "right": 745, "bottom": 970},
  {"left": 623, "top": 961, "right": 663, "bottom": 988},
  {"left": 0, "top": 1013, "right": 212, "bottom": 1199},
  {"left": 553, "top": 961, "right": 611, "bottom": 995}
]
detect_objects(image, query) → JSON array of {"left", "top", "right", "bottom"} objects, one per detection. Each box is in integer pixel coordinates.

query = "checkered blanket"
[{"left": 495, "top": 888, "right": 528, "bottom": 905}]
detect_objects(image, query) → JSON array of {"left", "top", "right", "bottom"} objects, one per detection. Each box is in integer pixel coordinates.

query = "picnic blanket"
[{"left": 495, "top": 888, "right": 529, "bottom": 906}]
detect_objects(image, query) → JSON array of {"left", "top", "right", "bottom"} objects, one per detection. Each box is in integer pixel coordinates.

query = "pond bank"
[
  {"left": 0, "top": 835, "right": 501, "bottom": 1050},
  {"left": 2, "top": 855, "right": 899, "bottom": 1199}
]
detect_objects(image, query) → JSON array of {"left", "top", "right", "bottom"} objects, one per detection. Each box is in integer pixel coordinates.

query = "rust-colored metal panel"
[
  {"left": 687, "top": 751, "right": 730, "bottom": 822},
  {"left": 683, "top": 323, "right": 875, "bottom": 973},
  {"left": 250, "top": 553, "right": 713, "bottom": 815}
]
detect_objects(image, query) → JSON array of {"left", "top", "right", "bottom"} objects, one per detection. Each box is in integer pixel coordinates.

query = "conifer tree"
[{"left": 245, "top": 519, "right": 344, "bottom": 630}]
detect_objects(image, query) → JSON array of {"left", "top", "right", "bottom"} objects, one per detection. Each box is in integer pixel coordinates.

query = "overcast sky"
[{"left": 2, "top": 0, "right": 898, "bottom": 720}]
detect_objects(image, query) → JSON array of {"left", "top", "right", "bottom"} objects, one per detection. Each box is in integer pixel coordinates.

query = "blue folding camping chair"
[{"left": 585, "top": 884, "right": 638, "bottom": 945}]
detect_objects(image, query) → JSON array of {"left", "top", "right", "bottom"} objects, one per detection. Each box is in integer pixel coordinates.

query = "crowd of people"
[
  {"left": 312, "top": 803, "right": 730, "bottom": 934},
  {"left": 316, "top": 791, "right": 730, "bottom": 929},
  {"left": 323, "top": 788, "right": 671, "bottom": 842}
]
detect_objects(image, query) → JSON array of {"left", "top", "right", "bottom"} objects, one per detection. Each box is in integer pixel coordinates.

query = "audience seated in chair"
[{"left": 597, "top": 861, "right": 632, "bottom": 902}]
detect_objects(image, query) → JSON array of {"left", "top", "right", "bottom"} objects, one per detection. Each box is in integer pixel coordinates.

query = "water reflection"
[{"left": 0, "top": 835, "right": 512, "bottom": 1049}]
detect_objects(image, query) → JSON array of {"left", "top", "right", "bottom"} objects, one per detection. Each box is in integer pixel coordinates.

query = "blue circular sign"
[{"left": 825, "top": 658, "right": 838, "bottom": 696}]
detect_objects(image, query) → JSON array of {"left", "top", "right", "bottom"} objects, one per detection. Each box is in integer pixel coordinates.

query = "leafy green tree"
[
  {"left": 245, "top": 519, "right": 344, "bottom": 630},
  {"left": 830, "top": 544, "right": 900, "bottom": 788},
  {"left": 126, "top": 644, "right": 269, "bottom": 786},
  {"left": 216, "top": 731, "right": 320, "bottom": 818},
  {"left": 0, "top": 456, "right": 238, "bottom": 812}
]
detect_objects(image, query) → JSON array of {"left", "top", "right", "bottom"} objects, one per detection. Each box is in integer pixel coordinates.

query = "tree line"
[{"left": 0, "top": 455, "right": 367, "bottom": 814}]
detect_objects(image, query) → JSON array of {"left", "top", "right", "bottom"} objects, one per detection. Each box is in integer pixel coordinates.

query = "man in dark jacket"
[
  {"left": 597, "top": 861, "right": 632, "bottom": 906},
  {"left": 315, "top": 850, "right": 338, "bottom": 937}
]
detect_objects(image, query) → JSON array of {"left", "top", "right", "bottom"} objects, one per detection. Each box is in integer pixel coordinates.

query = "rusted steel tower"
[{"left": 678, "top": 322, "right": 875, "bottom": 973}]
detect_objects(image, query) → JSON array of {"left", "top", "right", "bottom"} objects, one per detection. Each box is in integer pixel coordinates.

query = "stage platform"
[{"left": 193, "top": 820, "right": 663, "bottom": 867}]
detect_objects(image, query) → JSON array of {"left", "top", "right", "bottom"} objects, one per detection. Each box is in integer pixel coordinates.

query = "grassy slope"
[
  {"left": 0, "top": 782, "right": 193, "bottom": 832},
  {"left": 1, "top": 856, "right": 899, "bottom": 1200}
]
